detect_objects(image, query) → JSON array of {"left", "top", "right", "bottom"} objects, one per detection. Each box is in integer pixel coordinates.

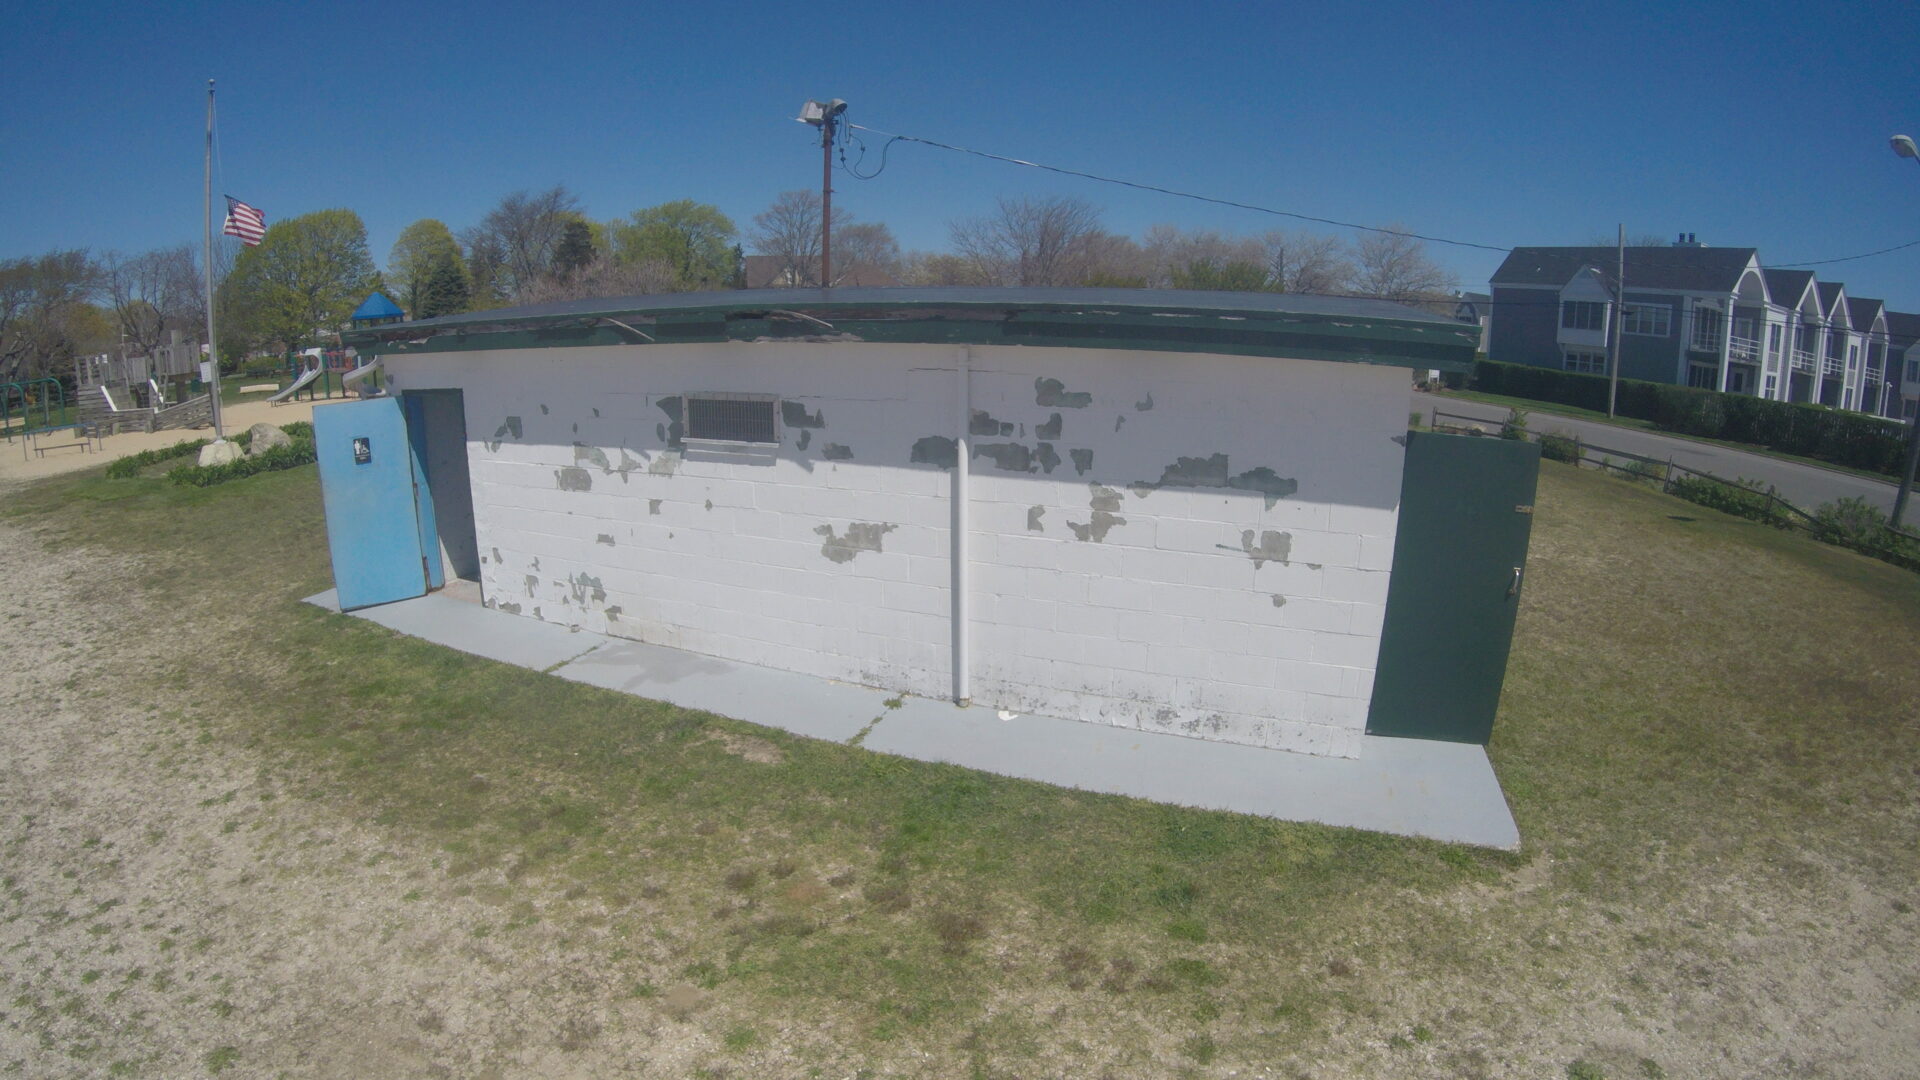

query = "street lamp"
[{"left": 1891, "top": 135, "right": 1920, "bottom": 528}]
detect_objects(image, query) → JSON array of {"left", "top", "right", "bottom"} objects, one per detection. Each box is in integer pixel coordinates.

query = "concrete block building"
[{"left": 324, "top": 288, "right": 1537, "bottom": 761}]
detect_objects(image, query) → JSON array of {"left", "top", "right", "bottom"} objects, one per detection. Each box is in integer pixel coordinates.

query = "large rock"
[
  {"left": 245, "top": 423, "right": 292, "bottom": 457},
  {"left": 197, "top": 439, "right": 242, "bottom": 467}
]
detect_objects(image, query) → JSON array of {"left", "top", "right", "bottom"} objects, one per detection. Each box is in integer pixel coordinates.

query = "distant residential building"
[
  {"left": 1889, "top": 311, "right": 1920, "bottom": 421},
  {"left": 1452, "top": 291, "right": 1491, "bottom": 353},
  {"left": 1487, "top": 237, "right": 1907, "bottom": 418}
]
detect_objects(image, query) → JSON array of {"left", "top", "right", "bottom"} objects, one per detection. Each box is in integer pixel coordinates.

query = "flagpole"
[{"left": 203, "top": 79, "right": 226, "bottom": 440}]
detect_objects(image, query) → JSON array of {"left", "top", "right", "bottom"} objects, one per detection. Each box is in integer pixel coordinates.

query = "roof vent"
[{"left": 1671, "top": 232, "right": 1702, "bottom": 247}]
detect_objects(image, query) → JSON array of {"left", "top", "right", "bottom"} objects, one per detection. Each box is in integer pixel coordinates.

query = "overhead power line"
[
  {"left": 838, "top": 121, "right": 1920, "bottom": 275},
  {"left": 842, "top": 123, "right": 1512, "bottom": 253}
]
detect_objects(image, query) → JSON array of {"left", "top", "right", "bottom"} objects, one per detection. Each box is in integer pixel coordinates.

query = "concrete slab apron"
[{"left": 304, "top": 591, "right": 1519, "bottom": 849}]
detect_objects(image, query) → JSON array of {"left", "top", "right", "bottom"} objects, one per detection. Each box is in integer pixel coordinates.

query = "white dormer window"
[{"left": 1561, "top": 301, "right": 1605, "bottom": 331}]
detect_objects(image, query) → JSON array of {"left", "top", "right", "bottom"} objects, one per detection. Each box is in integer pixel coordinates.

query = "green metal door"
[{"left": 1366, "top": 432, "right": 1540, "bottom": 744}]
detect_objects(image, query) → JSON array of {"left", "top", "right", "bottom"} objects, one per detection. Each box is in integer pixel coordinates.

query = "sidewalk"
[{"left": 306, "top": 587, "right": 1522, "bottom": 849}]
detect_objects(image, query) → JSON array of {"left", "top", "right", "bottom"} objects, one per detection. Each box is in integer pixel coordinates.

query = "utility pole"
[
  {"left": 797, "top": 99, "right": 847, "bottom": 288},
  {"left": 1608, "top": 223, "right": 1624, "bottom": 419},
  {"left": 820, "top": 108, "right": 835, "bottom": 288}
]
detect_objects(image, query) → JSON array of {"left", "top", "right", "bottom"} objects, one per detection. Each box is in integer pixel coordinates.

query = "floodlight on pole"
[
  {"left": 1892, "top": 134, "right": 1919, "bottom": 160},
  {"left": 798, "top": 99, "right": 848, "bottom": 287}
]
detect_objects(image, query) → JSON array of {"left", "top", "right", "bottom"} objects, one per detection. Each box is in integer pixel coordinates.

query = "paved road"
[{"left": 1411, "top": 392, "right": 1908, "bottom": 515}]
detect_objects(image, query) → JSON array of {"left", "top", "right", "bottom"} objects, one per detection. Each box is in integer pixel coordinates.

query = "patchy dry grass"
[{"left": 1, "top": 459, "right": 1916, "bottom": 1077}]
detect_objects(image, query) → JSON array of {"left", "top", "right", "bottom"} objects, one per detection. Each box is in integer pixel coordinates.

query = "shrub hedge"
[
  {"left": 1669, "top": 475, "right": 1790, "bottom": 529},
  {"left": 167, "top": 437, "right": 316, "bottom": 487},
  {"left": 1468, "top": 359, "right": 1910, "bottom": 476},
  {"left": 104, "top": 439, "right": 210, "bottom": 479}
]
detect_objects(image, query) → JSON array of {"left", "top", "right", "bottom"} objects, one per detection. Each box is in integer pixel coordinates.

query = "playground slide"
[{"left": 268, "top": 366, "right": 324, "bottom": 404}]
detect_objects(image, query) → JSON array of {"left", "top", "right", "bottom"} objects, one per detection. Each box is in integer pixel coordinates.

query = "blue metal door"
[{"left": 314, "top": 397, "right": 430, "bottom": 611}]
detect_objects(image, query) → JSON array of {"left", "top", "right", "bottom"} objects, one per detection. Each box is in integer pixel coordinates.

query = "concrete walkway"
[{"left": 305, "top": 588, "right": 1521, "bottom": 849}]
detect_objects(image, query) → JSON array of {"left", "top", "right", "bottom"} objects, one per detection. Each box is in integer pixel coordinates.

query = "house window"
[
  {"left": 1847, "top": 344, "right": 1858, "bottom": 369},
  {"left": 1768, "top": 324, "right": 1783, "bottom": 355},
  {"left": 1763, "top": 375, "right": 1777, "bottom": 397},
  {"left": 1907, "top": 359, "right": 1920, "bottom": 383},
  {"left": 1691, "top": 307, "right": 1725, "bottom": 351},
  {"left": 1687, "top": 365, "right": 1718, "bottom": 389},
  {"left": 1621, "top": 304, "right": 1672, "bottom": 337},
  {"left": 684, "top": 394, "right": 778, "bottom": 444},
  {"left": 1563, "top": 350, "right": 1606, "bottom": 374},
  {"left": 1561, "top": 301, "right": 1606, "bottom": 331}
]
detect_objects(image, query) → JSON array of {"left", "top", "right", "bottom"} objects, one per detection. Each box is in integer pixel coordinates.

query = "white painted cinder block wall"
[{"left": 385, "top": 342, "right": 1408, "bottom": 759}]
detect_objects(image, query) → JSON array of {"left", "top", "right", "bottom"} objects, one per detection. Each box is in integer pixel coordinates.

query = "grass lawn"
[{"left": 2, "top": 460, "right": 1917, "bottom": 1078}]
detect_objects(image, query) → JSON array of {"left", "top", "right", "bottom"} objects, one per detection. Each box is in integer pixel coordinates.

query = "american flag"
[{"left": 222, "top": 196, "right": 266, "bottom": 246}]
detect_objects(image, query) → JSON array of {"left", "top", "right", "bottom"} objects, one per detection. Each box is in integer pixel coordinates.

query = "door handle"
[{"left": 1507, "top": 566, "right": 1524, "bottom": 597}]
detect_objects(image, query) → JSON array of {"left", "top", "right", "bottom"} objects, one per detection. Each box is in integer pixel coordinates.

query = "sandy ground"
[{"left": 0, "top": 396, "right": 321, "bottom": 483}]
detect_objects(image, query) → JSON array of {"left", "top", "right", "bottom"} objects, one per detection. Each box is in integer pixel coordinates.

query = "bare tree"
[
  {"left": 103, "top": 246, "right": 200, "bottom": 355},
  {"left": 514, "top": 254, "right": 677, "bottom": 304},
  {"left": 1260, "top": 229, "right": 1353, "bottom": 294},
  {"left": 1141, "top": 226, "right": 1266, "bottom": 288},
  {"left": 1349, "top": 226, "right": 1457, "bottom": 302},
  {"left": 950, "top": 195, "right": 1107, "bottom": 286},
  {"left": 749, "top": 191, "right": 825, "bottom": 286},
  {"left": 463, "top": 187, "right": 582, "bottom": 302},
  {"left": 899, "top": 251, "right": 985, "bottom": 286},
  {"left": 833, "top": 222, "right": 901, "bottom": 282}
]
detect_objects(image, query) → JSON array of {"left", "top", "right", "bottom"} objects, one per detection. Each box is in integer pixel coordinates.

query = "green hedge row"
[
  {"left": 104, "top": 439, "right": 210, "bottom": 479},
  {"left": 1467, "top": 359, "right": 1910, "bottom": 476}
]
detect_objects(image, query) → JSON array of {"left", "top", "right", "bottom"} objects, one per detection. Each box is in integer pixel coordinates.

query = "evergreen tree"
[
  {"left": 552, "top": 219, "right": 596, "bottom": 279},
  {"left": 417, "top": 256, "right": 471, "bottom": 319}
]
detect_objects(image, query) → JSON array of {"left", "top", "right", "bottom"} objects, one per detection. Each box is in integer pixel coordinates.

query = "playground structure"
[
  {"left": 270, "top": 346, "right": 369, "bottom": 404},
  {"left": 0, "top": 378, "right": 68, "bottom": 439},
  {"left": 76, "top": 332, "right": 212, "bottom": 436}
]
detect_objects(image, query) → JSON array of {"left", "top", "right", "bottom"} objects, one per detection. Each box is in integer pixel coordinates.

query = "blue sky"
[{"left": 5, "top": 0, "right": 1920, "bottom": 304}]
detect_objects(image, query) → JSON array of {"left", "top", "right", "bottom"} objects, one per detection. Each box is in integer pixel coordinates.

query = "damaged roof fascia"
[{"left": 341, "top": 288, "right": 1479, "bottom": 372}]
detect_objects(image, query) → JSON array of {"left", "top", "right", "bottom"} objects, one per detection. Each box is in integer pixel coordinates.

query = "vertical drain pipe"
[{"left": 951, "top": 345, "right": 972, "bottom": 705}]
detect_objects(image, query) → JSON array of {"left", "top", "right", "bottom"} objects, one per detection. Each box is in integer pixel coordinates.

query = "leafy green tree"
[
  {"left": 388, "top": 219, "right": 466, "bottom": 317},
  {"left": 416, "top": 256, "right": 471, "bottom": 319},
  {"left": 612, "top": 200, "right": 737, "bottom": 290},
  {"left": 222, "top": 209, "right": 375, "bottom": 355},
  {"left": 552, "top": 219, "right": 596, "bottom": 279}
]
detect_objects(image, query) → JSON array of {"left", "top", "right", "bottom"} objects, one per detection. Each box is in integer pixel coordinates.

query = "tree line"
[{"left": 1, "top": 188, "right": 1458, "bottom": 381}]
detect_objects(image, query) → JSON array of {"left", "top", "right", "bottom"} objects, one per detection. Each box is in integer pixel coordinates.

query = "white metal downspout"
[{"left": 951, "top": 346, "right": 972, "bottom": 706}]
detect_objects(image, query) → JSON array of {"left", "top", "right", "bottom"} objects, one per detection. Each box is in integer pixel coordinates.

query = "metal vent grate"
[{"left": 685, "top": 395, "right": 777, "bottom": 444}]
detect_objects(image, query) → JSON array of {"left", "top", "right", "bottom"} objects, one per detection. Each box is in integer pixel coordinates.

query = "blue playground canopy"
[{"left": 351, "top": 292, "right": 405, "bottom": 324}]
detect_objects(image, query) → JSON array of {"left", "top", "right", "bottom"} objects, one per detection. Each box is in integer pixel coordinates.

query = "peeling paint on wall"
[
  {"left": 1114, "top": 415, "right": 1126, "bottom": 432},
  {"left": 596, "top": 534, "right": 615, "bottom": 546},
  {"left": 1240, "top": 529, "right": 1292, "bottom": 568},
  {"left": 655, "top": 396, "right": 684, "bottom": 447},
  {"left": 1067, "top": 485, "right": 1127, "bottom": 542},
  {"left": 1271, "top": 594, "right": 1287, "bottom": 608},
  {"left": 971, "top": 409, "right": 1015, "bottom": 437},
  {"left": 613, "top": 449, "right": 644, "bottom": 482},
  {"left": 491, "top": 547, "right": 503, "bottom": 563},
  {"left": 496, "top": 602, "right": 521, "bottom": 615},
  {"left": 1391, "top": 434, "right": 1408, "bottom": 447},
  {"left": 555, "top": 466, "right": 593, "bottom": 491},
  {"left": 1035, "top": 377, "right": 1092, "bottom": 408},
  {"left": 523, "top": 574, "right": 539, "bottom": 596},
  {"left": 648, "top": 499, "right": 663, "bottom": 515},
  {"left": 539, "top": 404, "right": 549, "bottom": 415},
  {"left": 910, "top": 436, "right": 957, "bottom": 468},
  {"left": 704, "top": 499, "right": 713, "bottom": 511},
  {"left": 1128, "top": 453, "right": 1298, "bottom": 508},
  {"left": 1136, "top": 392, "right": 1154, "bottom": 411},
  {"left": 1027, "top": 506, "right": 1046, "bottom": 532},
  {"left": 1036, "top": 443, "right": 1061, "bottom": 474},
  {"left": 814, "top": 522, "right": 897, "bottom": 563},
  {"left": 573, "top": 443, "right": 611, "bottom": 473},
  {"left": 1070, "top": 448, "right": 1094, "bottom": 475},
  {"left": 568, "top": 573, "right": 607, "bottom": 605},
  {"left": 485, "top": 416, "right": 523, "bottom": 451},
  {"left": 1036, "top": 412, "right": 1063, "bottom": 440},
  {"left": 974, "top": 443, "right": 1033, "bottom": 472},
  {"left": 796, "top": 429, "right": 812, "bottom": 451},
  {"left": 782, "top": 401, "right": 826, "bottom": 429},
  {"left": 822, "top": 443, "right": 853, "bottom": 460},
  {"left": 647, "top": 451, "right": 682, "bottom": 477},
  {"left": 604, "top": 605, "right": 622, "bottom": 621}
]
